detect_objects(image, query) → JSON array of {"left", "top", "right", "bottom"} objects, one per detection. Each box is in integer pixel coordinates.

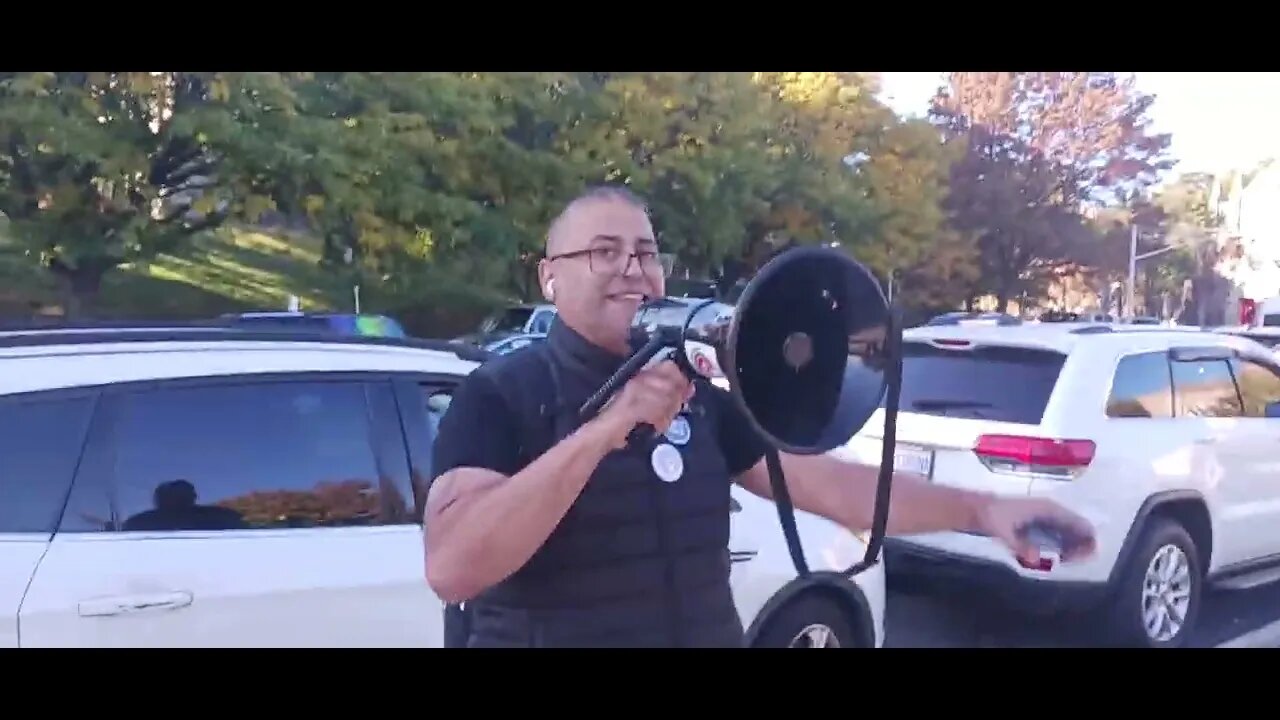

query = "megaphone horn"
[
  {"left": 720, "top": 245, "right": 892, "bottom": 455},
  {"left": 580, "top": 246, "right": 891, "bottom": 449},
  {"left": 577, "top": 244, "right": 903, "bottom": 581}
]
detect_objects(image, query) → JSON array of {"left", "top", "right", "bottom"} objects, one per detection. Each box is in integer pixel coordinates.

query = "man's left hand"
[{"left": 976, "top": 496, "right": 1098, "bottom": 567}]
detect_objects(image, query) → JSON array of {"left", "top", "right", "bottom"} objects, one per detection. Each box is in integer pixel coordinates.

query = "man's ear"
[{"left": 537, "top": 258, "right": 555, "bottom": 301}]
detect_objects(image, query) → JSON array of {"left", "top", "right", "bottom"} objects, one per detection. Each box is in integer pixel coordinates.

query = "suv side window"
[
  {"left": 1171, "top": 358, "right": 1243, "bottom": 418},
  {"left": 0, "top": 393, "right": 95, "bottom": 533},
  {"left": 70, "top": 379, "right": 412, "bottom": 532},
  {"left": 1230, "top": 357, "right": 1280, "bottom": 418},
  {"left": 1106, "top": 351, "right": 1173, "bottom": 418}
]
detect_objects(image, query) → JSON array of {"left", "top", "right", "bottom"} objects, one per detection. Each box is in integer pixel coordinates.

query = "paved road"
[{"left": 885, "top": 578, "right": 1280, "bottom": 648}]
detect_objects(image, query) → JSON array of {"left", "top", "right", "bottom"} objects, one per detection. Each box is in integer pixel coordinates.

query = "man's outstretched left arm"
[
  {"left": 734, "top": 453, "right": 985, "bottom": 536},
  {"left": 732, "top": 452, "right": 1096, "bottom": 565},
  {"left": 708, "top": 384, "right": 1095, "bottom": 565}
]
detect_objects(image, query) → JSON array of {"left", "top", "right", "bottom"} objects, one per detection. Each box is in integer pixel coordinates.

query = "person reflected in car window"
[{"left": 122, "top": 479, "right": 247, "bottom": 532}]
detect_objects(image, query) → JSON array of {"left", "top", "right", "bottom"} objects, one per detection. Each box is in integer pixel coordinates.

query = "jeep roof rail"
[
  {"left": 0, "top": 317, "right": 233, "bottom": 331},
  {"left": 0, "top": 326, "right": 494, "bottom": 363}
]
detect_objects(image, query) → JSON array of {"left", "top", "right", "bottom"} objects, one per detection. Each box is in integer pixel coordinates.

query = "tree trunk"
[
  {"left": 996, "top": 268, "right": 1016, "bottom": 314},
  {"left": 50, "top": 262, "right": 108, "bottom": 319},
  {"left": 1146, "top": 267, "right": 1167, "bottom": 315},
  {"left": 57, "top": 266, "right": 103, "bottom": 316}
]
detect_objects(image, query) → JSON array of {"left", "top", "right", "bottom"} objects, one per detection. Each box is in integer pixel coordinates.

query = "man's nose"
[{"left": 620, "top": 254, "right": 644, "bottom": 277}]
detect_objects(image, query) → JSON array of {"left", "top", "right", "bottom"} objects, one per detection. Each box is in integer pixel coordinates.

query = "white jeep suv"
[
  {"left": 0, "top": 324, "right": 883, "bottom": 648},
  {"left": 838, "top": 321, "right": 1280, "bottom": 648}
]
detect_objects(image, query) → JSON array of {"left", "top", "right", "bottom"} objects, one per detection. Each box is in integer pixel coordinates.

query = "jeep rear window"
[
  {"left": 884, "top": 341, "right": 1067, "bottom": 424},
  {"left": 482, "top": 307, "right": 533, "bottom": 334}
]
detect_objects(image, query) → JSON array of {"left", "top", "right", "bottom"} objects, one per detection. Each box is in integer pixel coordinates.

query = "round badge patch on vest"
[
  {"left": 665, "top": 416, "right": 692, "bottom": 446},
  {"left": 650, "top": 442, "right": 684, "bottom": 483}
]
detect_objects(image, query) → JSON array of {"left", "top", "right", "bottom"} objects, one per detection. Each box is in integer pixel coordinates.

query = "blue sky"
[{"left": 877, "top": 72, "right": 1280, "bottom": 177}]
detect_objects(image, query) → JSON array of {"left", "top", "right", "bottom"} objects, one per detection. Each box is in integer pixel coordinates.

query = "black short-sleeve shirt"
[
  {"left": 431, "top": 369, "right": 525, "bottom": 479},
  {"left": 429, "top": 355, "right": 768, "bottom": 485},
  {"left": 707, "top": 383, "right": 769, "bottom": 476}
]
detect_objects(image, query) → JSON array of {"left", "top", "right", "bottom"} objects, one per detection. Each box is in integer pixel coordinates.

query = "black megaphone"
[{"left": 577, "top": 244, "right": 904, "bottom": 583}]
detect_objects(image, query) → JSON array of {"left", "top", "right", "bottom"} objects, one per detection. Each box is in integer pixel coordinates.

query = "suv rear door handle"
[{"left": 78, "top": 591, "right": 194, "bottom": 617}]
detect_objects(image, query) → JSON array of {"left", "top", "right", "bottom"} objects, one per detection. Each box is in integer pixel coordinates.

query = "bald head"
[
  {"left": 538, "top": 185, "right": 664, "bottom": 355},
  {"left": 546, "top": 185, "right": 650, "bottom": 257}
]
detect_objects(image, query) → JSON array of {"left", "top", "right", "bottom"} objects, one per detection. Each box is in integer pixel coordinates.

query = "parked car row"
[
  {"left": 836, "top": 319, "right": 1280, "bottom": 647},
  {"left": 35, "top": 290, "right": 1279, "bottom": 648},
  {"left": 0, "top": 316, "right": 884, "bottom": 648}
]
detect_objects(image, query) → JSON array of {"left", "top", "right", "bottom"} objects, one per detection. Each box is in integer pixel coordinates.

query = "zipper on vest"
[{"left": 646, "top": 453, "right": 682, "bottom": 647}]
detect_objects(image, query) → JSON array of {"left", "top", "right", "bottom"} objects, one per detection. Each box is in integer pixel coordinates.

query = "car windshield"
[
  {"left": 481, "top": 307, "right": 534, "bottom": 334},
  {"left": 884, "top": 341, "right": 1068, "bottom": 424}
]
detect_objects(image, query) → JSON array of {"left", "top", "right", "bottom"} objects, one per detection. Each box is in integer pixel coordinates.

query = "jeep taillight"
[
  {"left": 1241, "top": 298, "right": 1257, "bottom": 326},
  {"left": 973, "top": 434, "right": 1095, "bottom": 480}
]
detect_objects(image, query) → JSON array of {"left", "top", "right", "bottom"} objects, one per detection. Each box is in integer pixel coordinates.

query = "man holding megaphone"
[{"left": 424, "top": 185, "right": 1096, "bottom": 648}]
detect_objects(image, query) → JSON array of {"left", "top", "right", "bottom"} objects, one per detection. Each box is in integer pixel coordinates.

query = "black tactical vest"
[{"left": 461, "top": 319, "right": 745, "bottom": 647}]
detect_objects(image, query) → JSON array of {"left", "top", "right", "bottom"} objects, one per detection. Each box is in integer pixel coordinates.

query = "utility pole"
[
  {"left": 1127, "top": 223, "right": 1178, "bottom": 319},
  {"left": 1127, "top": 225, "right": 1137, "bottom": 318},
  {"left": 344, "top": 246, "right": 360, "bottom": 314}
]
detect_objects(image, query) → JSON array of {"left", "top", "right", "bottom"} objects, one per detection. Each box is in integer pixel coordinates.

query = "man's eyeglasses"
[{"left": 546, "top": 247, "right": 672, "bottom": 278}]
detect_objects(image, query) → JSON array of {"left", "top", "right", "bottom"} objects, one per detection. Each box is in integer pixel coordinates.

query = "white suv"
[
  {"left": 838, "top": 321, "right": 1280, "bottom": 648},
  {"left": 0, "top": 325, "right": 883, "bottom": 648}
]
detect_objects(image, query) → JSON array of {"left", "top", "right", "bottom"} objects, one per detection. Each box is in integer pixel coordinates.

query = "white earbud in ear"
[{"left": 545, "top": 278, "right": 556, "bottom": 301}]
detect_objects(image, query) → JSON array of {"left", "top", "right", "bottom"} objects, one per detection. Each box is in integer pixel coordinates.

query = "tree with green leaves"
[
  {"left": 0, "top": 71, "right": 980, "bottom": 332},
  {"left": 929, "top": 72, "right": 1174, "bottom": 311},
  {"left": 0, "top": 72, "right": 301, "bottom": 315}
]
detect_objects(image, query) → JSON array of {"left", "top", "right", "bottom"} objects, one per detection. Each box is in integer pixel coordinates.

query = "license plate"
[{"left": 893, "top": 444, "right": 935, "bottom": 479}]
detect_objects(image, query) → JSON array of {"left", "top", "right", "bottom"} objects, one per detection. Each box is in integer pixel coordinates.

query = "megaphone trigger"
[{"left": 642, "top": 346, "right": 679, "bottom": 371}]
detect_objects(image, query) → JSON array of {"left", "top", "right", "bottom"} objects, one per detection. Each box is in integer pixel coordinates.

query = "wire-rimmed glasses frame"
[{"left": 545, "top": 247, "right": 672, "bottom": 278}]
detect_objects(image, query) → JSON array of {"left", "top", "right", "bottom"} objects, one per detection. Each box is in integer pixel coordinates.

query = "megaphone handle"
[{"left": 578, "top": 333, "right": 675, "bottom": 421}]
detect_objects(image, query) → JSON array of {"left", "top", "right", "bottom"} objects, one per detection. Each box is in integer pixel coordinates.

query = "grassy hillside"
[{"left": 0, "top": 225, "right": 351, "bottom": 320}]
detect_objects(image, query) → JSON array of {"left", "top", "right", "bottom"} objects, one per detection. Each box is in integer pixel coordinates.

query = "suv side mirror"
[{"left": 1266, "top": 401, "right": 1280, "bottom": 419}]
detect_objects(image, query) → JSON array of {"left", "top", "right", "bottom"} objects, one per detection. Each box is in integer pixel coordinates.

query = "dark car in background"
[
  {"left": 483, "top": 332, "right": 548, "bottom": 355},
  {"left": 456, "top": 303, "right": 557, "bottom": 349},
  {"left": 458, "top": 296, "right": 734, "bottom": 358}
]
